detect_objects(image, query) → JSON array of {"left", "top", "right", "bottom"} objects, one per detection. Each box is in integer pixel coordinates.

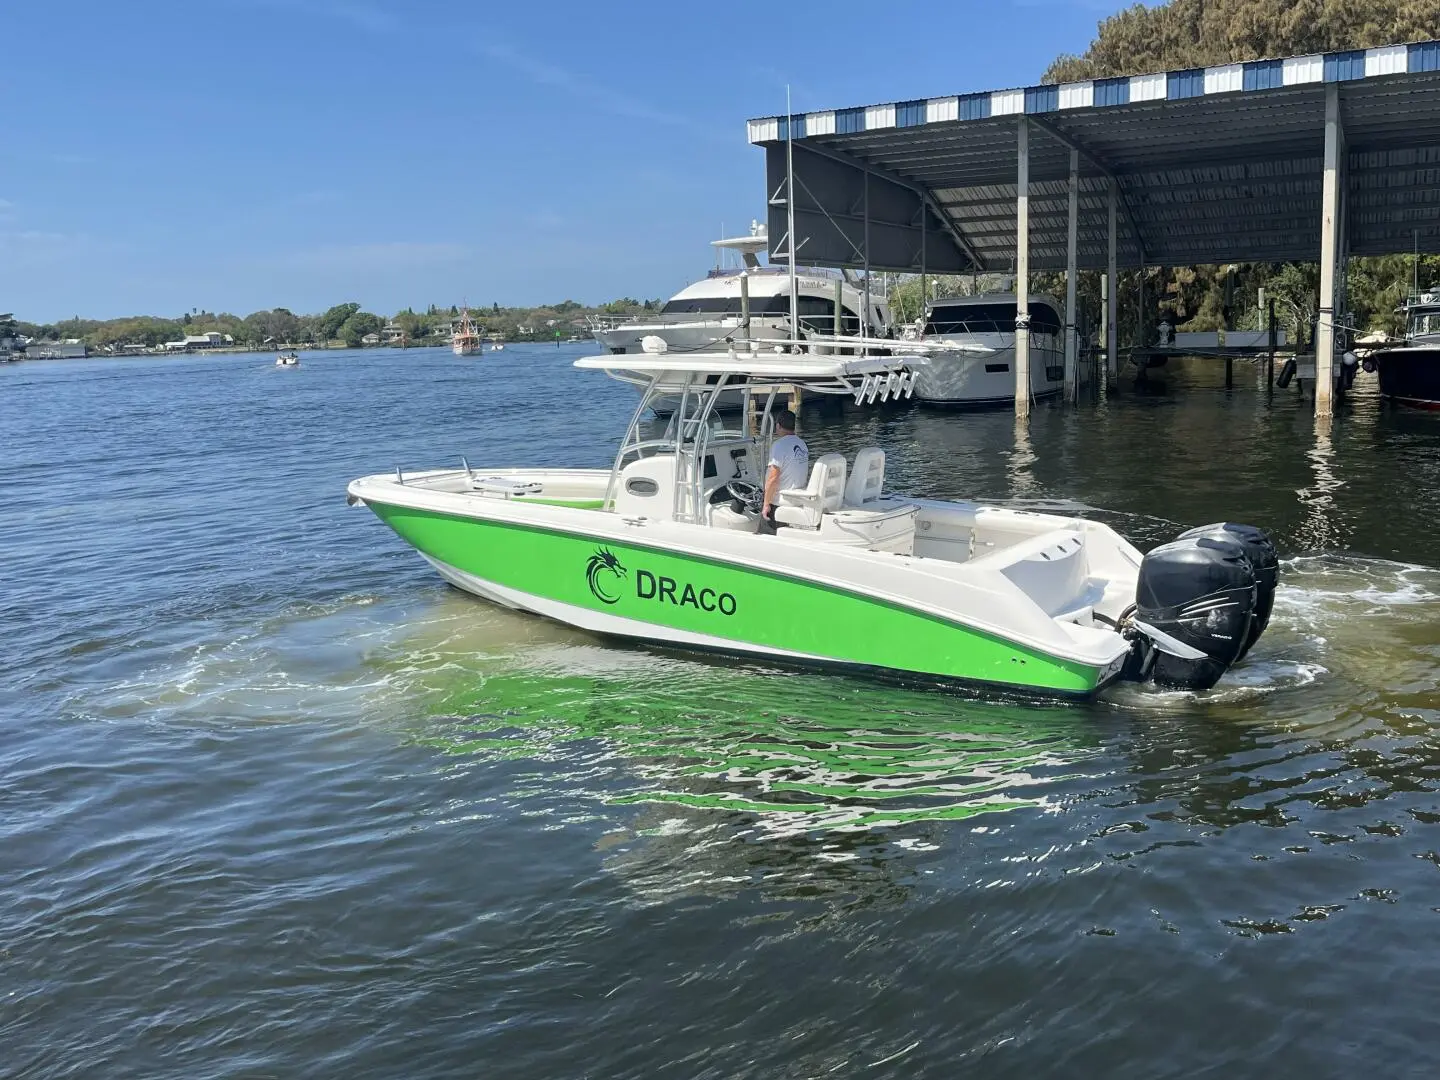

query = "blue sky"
[{"left": 2, "top": 0, "right": 1128, "bottom": 321}]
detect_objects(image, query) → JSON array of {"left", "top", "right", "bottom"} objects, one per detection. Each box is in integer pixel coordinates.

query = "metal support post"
[
  {"left": 1137, "top": 260, "right": 1146, "bottom": 376},
  {"left": 1106, "top": 178, "right": 1119, "bottom": 389},
  {"left": 739, "top": 272, "right": 751, "bottom": 347},
  {"left": 1267, "top": 298, "right": 1277, "bottom": 399},
  {"left": 920, "top": 202, "right": 928, "bottom": 319},
  {"left": 1064, "top": 149, "right": 1079, "bottom": 404},
  {"left": 1099, "top": 272, "right": 1109, "bottom": 392},
  {"left": 862, "top": 171, "right": 871, "bottom": 338},
  {"left": 1315, "top": 82, "right": 1342, "bottom": 417},
  {"left": 1015, "top": 117, "right": 1031, "bottom": 419}
]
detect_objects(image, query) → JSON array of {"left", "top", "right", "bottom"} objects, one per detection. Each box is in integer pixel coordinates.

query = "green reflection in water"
[{"left": 410, "top": 651, "right": 1102, "bottom": 832}]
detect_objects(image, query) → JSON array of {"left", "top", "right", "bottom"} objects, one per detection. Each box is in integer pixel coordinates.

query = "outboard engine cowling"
[
  {"left": 1134, "top": 536, "right": 1258, "bottom": 690},
  {"left": 1175, "top": 522, "right": 1278, "bottom": 661}
]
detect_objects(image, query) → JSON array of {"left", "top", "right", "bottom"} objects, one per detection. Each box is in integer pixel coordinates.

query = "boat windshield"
[
  {"left": 1409, "top": 311, "right": 1440, "bottom": 336},
  {"left": 660, "top": 408, "right": 747, "bottom": 445},
  {"left": 660, "top": 294, "right": 862, "bottom": 334},
  {"left": 926, "top": 302, "right": 1062, "bottom": 336}
]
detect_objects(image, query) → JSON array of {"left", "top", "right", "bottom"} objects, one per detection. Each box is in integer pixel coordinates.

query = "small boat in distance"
[
  {"left": 452, "top": 308, "right": 482, "bottom": 356},
  {"left": 276, "top": 351, "right": 300, "bottom": 367}
]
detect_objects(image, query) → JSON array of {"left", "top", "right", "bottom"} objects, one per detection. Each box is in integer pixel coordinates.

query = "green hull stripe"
[{"left": 367, "top": 502, "right": 1104, "bottom": 693}]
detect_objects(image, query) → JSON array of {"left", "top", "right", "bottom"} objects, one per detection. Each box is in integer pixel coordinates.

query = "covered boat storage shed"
[{"left": 747, "top": 40, "right": 1440, "bottom": 417}]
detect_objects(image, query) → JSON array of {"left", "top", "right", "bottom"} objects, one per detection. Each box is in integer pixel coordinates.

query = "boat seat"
[
  {"left": 844, "top": 447, "right": 886, "bottom": 507},
  {"left": 774, "top": 454, "right": 846, "bottom": 530},
  {"left": 709, "top": 503, "right": 755, "bottom": 531},
  {"left": 786, "top": 503, "right": 918, "bottom": 553}
]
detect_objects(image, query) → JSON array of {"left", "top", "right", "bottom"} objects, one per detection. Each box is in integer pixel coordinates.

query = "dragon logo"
[{"left": 585, "top": 548, "right": 626, "bottom": 605}]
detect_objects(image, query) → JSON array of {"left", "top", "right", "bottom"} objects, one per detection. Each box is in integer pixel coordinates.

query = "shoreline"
[{"left": 4, "top": 339, "right": 587, "bottom": 362}]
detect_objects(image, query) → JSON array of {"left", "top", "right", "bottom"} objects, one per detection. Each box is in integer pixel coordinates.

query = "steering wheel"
[{"left": 723, "top": 479, "right": 762, "bottom": 514}]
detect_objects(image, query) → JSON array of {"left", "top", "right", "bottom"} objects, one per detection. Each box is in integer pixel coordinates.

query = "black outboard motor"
[
  {"left": 1133, "top": 535, "right": 1259, "bottom": 690},
  {"left": 1175, "top": 522, "right": 1278, "bottom": 661}
]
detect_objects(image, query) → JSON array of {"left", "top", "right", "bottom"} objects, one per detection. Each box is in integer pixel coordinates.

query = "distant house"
[
  {"left": 381, "top": 321, "right": 406, "bottom": 344},
  {"left": 26, "top": 339, "right": 88, "bottom": 359},
  {"left": 163, "top": 332, "right": 232, "bottom": 352},
  {"left": 361, "top": 332, "right": 382, "bottom": 346}
]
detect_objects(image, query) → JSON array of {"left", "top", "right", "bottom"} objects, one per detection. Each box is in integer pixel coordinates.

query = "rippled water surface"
[{"left": 6, "top": 347, "right": 1440, "bottom": 1078}]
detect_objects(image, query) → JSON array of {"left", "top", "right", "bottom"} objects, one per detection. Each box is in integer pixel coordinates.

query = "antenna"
[{"left": 786, "top": 84, "right": 798, "bottom": 348}]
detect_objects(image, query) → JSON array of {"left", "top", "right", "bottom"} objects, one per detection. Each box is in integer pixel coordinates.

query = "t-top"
[{"left": 768, "top": 434, "right": 809, "bottom": 492}]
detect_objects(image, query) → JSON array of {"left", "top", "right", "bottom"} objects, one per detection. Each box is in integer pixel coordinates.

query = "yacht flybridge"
[
  {"left": 590, "top": 224, "right": 891, "bottom": 360},
  {"left": 590, "top": 222, "right": 891, "bottom": 413},
  {"left": 348, "top": 341, "right": 1278, "bottom": 699}
]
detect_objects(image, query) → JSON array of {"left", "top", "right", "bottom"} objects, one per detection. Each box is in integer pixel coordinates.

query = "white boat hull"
[
  {"left": 915, "top": 340, "right": 1064, "bottom": 405},
  {"left": 348, "top": 468, "right": 1141, "bottom": 697}
]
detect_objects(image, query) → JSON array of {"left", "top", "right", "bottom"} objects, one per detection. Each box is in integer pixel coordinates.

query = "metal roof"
[{"left": 747, "top": 41, "right": 1440, "bottom": 273}]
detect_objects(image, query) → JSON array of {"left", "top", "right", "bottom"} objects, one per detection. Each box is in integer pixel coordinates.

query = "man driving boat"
[{"left": 758, "top": 409, "right": 808, "bottom": 534}]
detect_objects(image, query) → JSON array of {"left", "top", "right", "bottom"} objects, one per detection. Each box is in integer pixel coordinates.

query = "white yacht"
[
  {"left": 912, "top": 294, "right": 1065, "bottom": 407},
  {"left": 591, "top": 222, "right": 891, "bottom": 412}
]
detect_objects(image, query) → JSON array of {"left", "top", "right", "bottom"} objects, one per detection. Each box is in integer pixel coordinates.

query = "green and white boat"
[{"left": 348, "top": 342, "right": 1278, "bottom": 699}]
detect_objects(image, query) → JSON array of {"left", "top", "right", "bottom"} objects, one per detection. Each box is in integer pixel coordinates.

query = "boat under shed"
[{"left": 747, "top": 40, "right": 1440, "bottom": 417}]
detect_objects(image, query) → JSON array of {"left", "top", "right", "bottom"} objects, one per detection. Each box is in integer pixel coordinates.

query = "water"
[{"left": 4, "top": 347, "right": 1440, "bottom": 1077}]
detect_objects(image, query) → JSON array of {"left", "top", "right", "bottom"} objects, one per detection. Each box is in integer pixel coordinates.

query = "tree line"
[{"left": 8, "top": 297, "right": 665, "bottom": 351}]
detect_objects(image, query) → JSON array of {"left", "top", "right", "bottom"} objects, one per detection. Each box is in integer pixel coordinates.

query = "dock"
[{"left": 746, "top": 39, "right": 1440, "bottom": 418}]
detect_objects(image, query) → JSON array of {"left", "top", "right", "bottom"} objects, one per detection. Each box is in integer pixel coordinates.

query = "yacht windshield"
[
  {"left": 926, "top": 302, "right": 1062, "bottom": 336},
  {"left": 1409, "top": 311, "right": 1440, "bottom": 336},
  {"left": 660, "top": 294, "right": 861, "bottom": 334}
]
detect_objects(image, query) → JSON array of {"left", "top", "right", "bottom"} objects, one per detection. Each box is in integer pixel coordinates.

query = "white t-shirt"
[{"left": 768, "top": 434, "right": 809, "bottom": 493}]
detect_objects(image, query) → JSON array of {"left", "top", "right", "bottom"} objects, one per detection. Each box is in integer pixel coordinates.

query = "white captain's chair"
[
  {"left": 844, "top": 447, "right": 885, "bottom": 507},
  {"left": 774, "top": 453, "right": 846, "bottom": 529}
]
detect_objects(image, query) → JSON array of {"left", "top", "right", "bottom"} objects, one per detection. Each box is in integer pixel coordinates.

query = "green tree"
[
  {"left": 339, "top": 310, "right": 383, "bottom": 347},
  {"left": 315, "top": 302, "right": 361, "bottom": 341},
  {"left": 1045, "top": 0, "right": 1440, "bottom": 83}
]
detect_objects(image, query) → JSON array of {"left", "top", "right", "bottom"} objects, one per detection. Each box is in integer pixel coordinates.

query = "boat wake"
[{"left": 1107, "top": 551, "right": 1440, "bottom": 709}]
